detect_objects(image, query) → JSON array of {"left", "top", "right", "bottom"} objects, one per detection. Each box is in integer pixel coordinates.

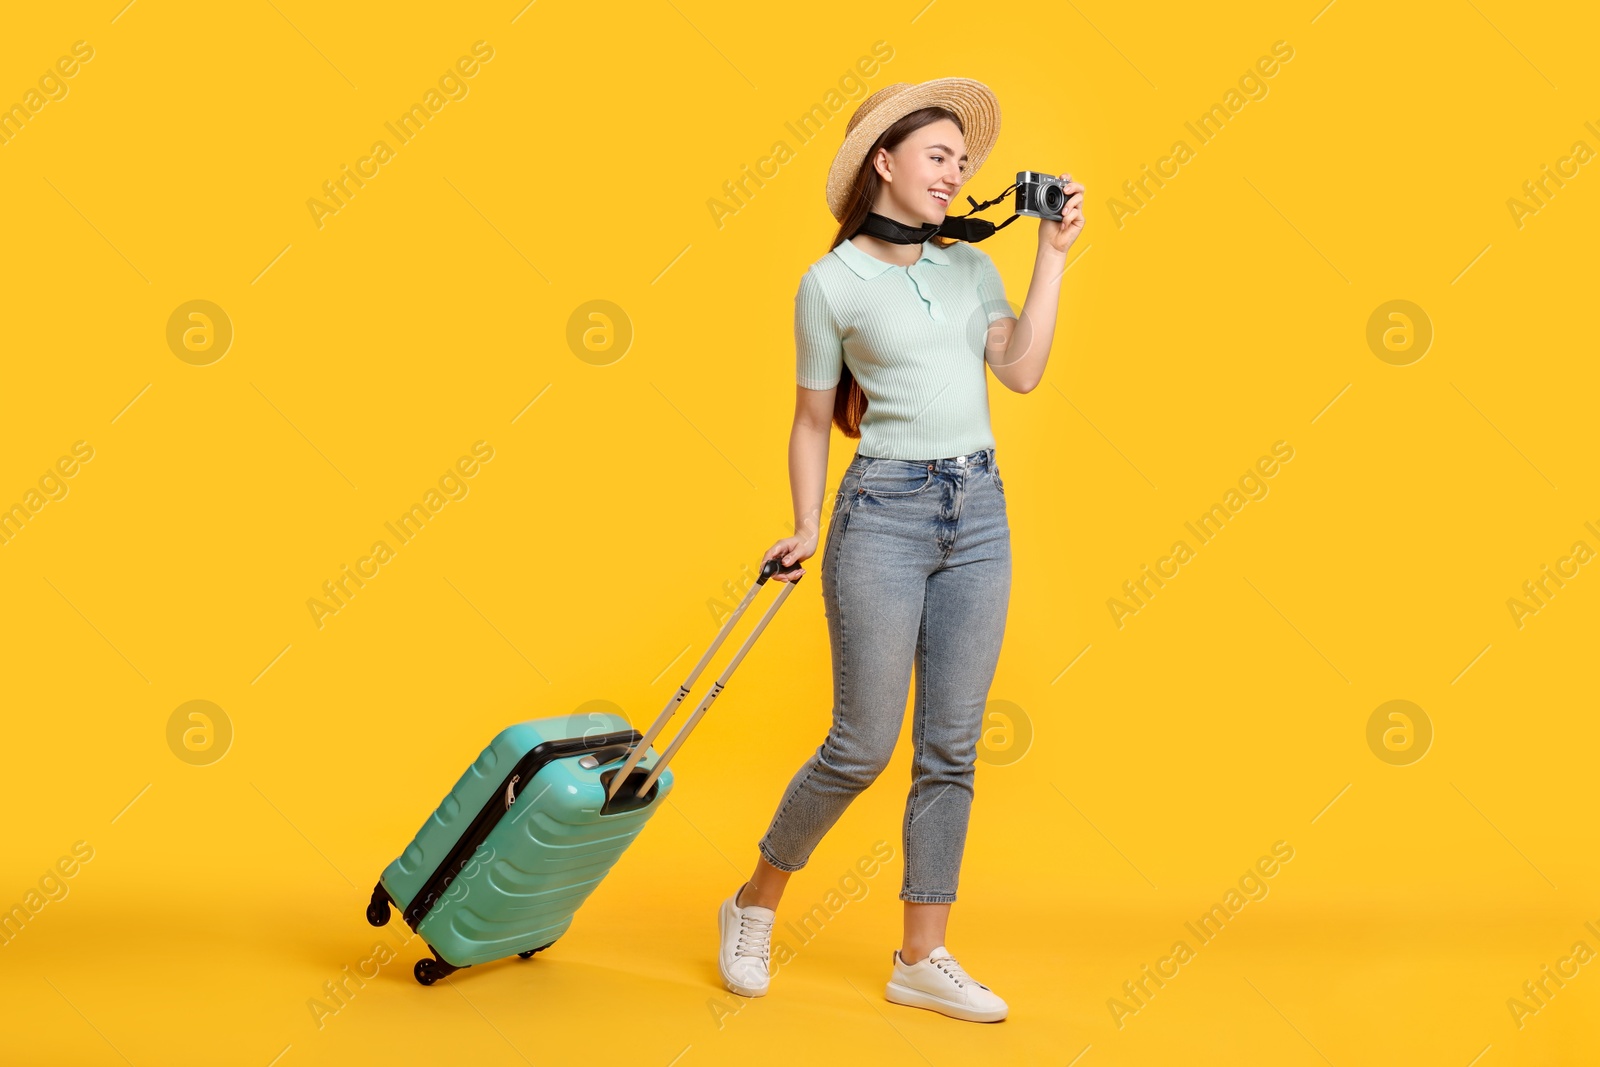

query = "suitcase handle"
[
  {"left": 508, "top": 738, "right": 632, "bottom": 808},
  {"left": 577, "top": 743, "right": 635, "bottom": 768},
  {"left": 760, "top": 556, "right": 804, "bottom": 583},
  {"left": 602, "top": 554, "right": 803, "bottom": 802}
]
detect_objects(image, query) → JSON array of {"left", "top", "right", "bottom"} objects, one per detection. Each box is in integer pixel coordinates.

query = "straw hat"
[{"left": 825, "top": 77, "right": 1002, "bottom": 222}]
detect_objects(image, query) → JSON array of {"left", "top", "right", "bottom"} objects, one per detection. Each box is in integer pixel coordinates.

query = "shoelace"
[
  {"left": 928, "top": 953, "right": 988, "bottom": 991},
  {"left": 735, "top": 910, "right": 774, "bottom": 961}
]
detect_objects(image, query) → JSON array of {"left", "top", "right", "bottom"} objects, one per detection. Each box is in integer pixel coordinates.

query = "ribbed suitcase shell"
[{"left": 381, "top": 712, "right": 673, "bottom": 967}]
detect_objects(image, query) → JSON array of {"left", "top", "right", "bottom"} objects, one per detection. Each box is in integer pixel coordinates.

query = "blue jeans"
[{"left": 757, "top": 446, "right": 1012, "bottom": 903}]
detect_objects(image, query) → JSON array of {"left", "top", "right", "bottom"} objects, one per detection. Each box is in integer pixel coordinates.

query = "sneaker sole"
[
  {"left": 717, "top": 900, "right": 769, "bottom": 998},
  {"left": 885, "top": 980, "right": 1007, "bottom": 1022}
]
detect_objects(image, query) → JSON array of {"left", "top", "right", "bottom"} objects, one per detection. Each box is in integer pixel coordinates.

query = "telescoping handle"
[{"left": 603, "top": 555, "right": 803, "bottom": 803}]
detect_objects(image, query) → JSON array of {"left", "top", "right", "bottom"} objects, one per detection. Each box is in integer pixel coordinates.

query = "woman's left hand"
[{"left": 1039, "top": 173, "right": 1085, "bottom": 256}]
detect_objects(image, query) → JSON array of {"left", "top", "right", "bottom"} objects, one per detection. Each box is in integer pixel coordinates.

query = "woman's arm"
[
  {"left": 761, "top": 384, "right": 834, "bottom": 583},
  {"left": 985, "top": 175, "right": 1086, "bottom": 394}
]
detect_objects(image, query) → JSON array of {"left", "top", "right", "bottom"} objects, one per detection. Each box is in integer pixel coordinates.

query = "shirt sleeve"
[
  {"left": 973, "top": 248, "right": 1012, "bottom": 322},
  {"left": 795, "top": 269, "right": 844, "bottom": 390}
]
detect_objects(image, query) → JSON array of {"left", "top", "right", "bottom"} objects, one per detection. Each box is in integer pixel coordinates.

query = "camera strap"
[{"left": 856, "top": 181, "right": 1022, "bottom": 245}]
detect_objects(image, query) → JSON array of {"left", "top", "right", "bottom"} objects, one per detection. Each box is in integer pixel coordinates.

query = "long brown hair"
[{"left": 826, "top": 105, "right": 962, "bottom": 439}]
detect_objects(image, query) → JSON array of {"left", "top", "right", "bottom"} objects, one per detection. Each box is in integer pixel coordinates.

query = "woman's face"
[{"left": 871, "top": 118, "right": 968, "bottom": 225}]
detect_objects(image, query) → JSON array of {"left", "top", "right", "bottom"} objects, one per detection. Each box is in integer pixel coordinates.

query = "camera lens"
[{"left": 1043, "top": 184, "right": 1066, "bottom": 213}]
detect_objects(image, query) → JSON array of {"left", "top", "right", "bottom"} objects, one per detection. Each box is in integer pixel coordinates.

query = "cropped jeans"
[{"left": 757, "top": 446, "right": 1012, "bottom": 903}]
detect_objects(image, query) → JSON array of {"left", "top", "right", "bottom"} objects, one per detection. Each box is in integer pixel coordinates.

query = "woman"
[{"left": 716, "top": 77, "right": 1084, "bottom": 1022}]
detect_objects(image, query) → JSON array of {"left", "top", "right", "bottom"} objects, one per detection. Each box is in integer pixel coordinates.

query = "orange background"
[{"left": 2, "top": 1, "right": 1597, "bottom": 1064}]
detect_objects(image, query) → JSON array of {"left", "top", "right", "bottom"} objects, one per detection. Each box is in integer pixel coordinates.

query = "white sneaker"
[
  {"left": 886, "top": 944, "right": 1008, "bottom": 1022},
  {"left": 717, "top": 884, "right": 774, "bottom": 997}
]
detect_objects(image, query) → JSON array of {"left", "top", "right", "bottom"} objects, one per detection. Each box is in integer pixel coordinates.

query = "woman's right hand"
[{"left": 763, "top": 533, "right": 817, "bottom": 583}]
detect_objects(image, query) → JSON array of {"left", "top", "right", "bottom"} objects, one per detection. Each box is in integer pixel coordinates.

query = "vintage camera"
[{"left": 1014, "top": 170, "right": 1069, "bottom": 222}]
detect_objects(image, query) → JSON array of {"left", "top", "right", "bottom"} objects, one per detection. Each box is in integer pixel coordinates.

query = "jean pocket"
[
  {"left": 991, "top": 464, "right": 1006, "bottom": 496},
  {"left": 860, "top": 460, "right": 935, "bottom": 498}
]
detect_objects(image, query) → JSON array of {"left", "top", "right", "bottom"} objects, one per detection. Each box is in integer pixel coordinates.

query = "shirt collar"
[{"left": 833, "top": 238, "right": 951, "bottom": 280}]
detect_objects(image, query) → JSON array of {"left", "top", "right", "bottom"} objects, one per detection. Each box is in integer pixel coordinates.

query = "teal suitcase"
[{"left": 367, "top": 555, "right": 802, "bottom": 985}]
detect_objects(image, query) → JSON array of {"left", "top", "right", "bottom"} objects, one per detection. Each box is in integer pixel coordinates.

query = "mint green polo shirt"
[{"left": 794, "top": 237, "right": 1011, "bottom": 461}]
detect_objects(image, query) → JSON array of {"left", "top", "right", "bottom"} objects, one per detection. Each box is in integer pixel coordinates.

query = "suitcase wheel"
[
  {"left": 414, "top": 957, "right": 458, "bottom": 986},
  {"left": 517, "top": 941, "right": 556, "bottom": 960},
  {"left": 366, "top": 883, "right": 391, "bottom": 927}
]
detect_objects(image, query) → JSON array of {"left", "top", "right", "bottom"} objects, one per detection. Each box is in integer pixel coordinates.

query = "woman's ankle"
[
  {"left": 898, "top": 944, "right": 934, "bottom": 965},
  {"left": 736, "top": 880, "right": 779, "bottom": 910}
]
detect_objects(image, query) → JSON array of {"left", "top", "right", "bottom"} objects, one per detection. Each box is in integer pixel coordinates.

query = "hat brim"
[{"left": 826, "top": 77, "right": 1002, "bottom": 223}]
